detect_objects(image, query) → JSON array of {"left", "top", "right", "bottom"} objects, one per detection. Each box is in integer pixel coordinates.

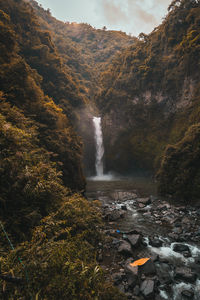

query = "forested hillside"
[
  {"left": 1, "top": 0, "right": 200, "bottom": 298},
  {"left": 97, "top": 0, "right": 200, "bottom": 200},
  {"left": 29, "top": 0, "right": 136, "bottom": 100},
  {"left": 0, "top": 1, "right": 126, "bottom": 298},
  {"left": 28, "top": 0, "right": 136, "bottom": 176}
]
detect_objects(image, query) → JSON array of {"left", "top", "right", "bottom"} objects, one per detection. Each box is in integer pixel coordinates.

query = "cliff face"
[{"left": 97, "top": 0, "right": 200, "bottom": 177}]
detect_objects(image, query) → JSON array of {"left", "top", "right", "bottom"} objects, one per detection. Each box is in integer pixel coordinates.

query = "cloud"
[
  {"left": 101, "top": 0, "right": 128, "bottom": 25},
  {"left": 98, "top": 0, "right": 171, "bottom": 35},
  {"left": 127, "top": 0, "right": 157, "bottom": 23}
]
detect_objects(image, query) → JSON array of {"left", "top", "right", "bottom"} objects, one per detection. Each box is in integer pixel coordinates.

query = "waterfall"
[{"left": 93, "top": 117, "right": 104, "bottom": 177}]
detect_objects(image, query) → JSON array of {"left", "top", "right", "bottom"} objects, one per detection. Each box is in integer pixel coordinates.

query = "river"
[{"left": 86, "top": 176, "right": 200, "bottom": 300}]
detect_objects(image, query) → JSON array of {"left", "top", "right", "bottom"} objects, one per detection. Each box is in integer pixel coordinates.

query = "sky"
[{"left": 36, "top": 0, "right": 172, "bottom": 36}]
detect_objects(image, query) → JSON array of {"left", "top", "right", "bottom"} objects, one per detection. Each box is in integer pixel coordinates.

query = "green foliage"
[
  {"left": 0, "top": 0, "right": 85, "bottom": 191},
  {"left": 29, "top": 0, "right": 136, "bottom": 101},
  {"left": 158, "top": 124, "right": 200, "bottom": 200},
  {"left": 0, "top": 100, "right": 68, "bottom": 238},
  {"left": 96, "top": 0, "right": 200, "bottom": 175},
  {"left": 0, "top": 1, "right": 132, "bottom": 298},
  {"left": 0, "top": 195, "right": 125, "bottom": 299}
]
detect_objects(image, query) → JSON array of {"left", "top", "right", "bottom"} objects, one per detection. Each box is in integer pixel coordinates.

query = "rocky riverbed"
[{"left": 87, "top": 179, "right": 200, "bottom": 300}]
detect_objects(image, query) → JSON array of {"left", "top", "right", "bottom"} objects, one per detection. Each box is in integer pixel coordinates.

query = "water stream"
[
  {"left": 87, "top": 118, "right": 200, "bottom": 299},
  {"left": 86, "top": 178, "right": 200, "bottom": 299},
  {"left": 93, "top": 116, "right": 104, "bottom": 177},
  {"left": 92, "top": 116, "right": 113, "bottom": 180}
]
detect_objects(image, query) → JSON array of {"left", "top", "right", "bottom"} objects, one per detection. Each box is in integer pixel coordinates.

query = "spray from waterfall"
[
  {"left": 93, "top": 117, "right": 104, "bottom": 177},
  {"left": 91, "top": 116, "right": 114, "bottom": 181}
]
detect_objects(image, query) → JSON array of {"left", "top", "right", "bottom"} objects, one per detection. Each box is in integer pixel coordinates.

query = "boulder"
[
  {"left": 140, "top": 279, "right": 155, "bottom": 298},
  {"left": 174, "top": 267, "right": 197, "bottom": 283},
  {"left": 173, "top": 243, "right": 191, "bottom": 254},
  {"left": 140, "top": 259, "right": 156, "bottom": 275},
  {"left": 118, "top": 241, "right": 132, "bottom": 257},
  {"left": 123, "top": 229, "right": 141, "bottom": 235},
  {"left": 125, "top": 264, "right": 139, "bottom": 288},
  {"left": 168, "top": 232, "right": 178, "bottom": 240},
  {"left": 133, "top": 285, "right": 140, "bottom": 296},
  {"left": 105, "top": 209, "right": 126, "bottom": 221},
  {"left": 127, "top": 234, "right": 142, "bottom": 248},
  {"left": 121, "top": 205, "right": 127, "bottom": 210},
  {"left": 111, "top": 191, "right": 137, "bottom": 201},
  {"left": 149, "top": 238, "right": 163, "bottom": 248},
  {"left": 156, "top": 262, "right": 172, "bottom": 285},
  {"left": 157, "top": 203, "right": 171, "bottom": 211},
  {"left": 181, "top": 290, "right": 194, "bottom": 299},
  {"left": 137, "top": 197, "right": 151, "bottom": 206},
  {"left": 183, "top": 251, "right": 192, "bottom": 258}
]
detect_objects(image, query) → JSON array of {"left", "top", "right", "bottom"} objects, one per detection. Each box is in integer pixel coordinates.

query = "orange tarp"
[{"left": 130, "top": 258, "right": 150, "bottom": 267}]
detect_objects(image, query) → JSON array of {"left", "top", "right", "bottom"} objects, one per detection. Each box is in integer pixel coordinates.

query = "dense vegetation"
[
  {"left": 97, "top": 0, "right": 200, "bottom": 190},
  {"left": 0, "top": 0, "right": 86, "bottom": 191},
  {"left": 28, "top": 0, "right": 136, "bottom": 177},
  {"left": 158, "top": 124, "right": 200, "bottom": 200},
  {"left": 0, "top": 194, "right": 126, "bottom": 299},
  {"left": 0, "top": 0, "right": 127, "bottom": 298},
  {"left": 29, "top": 0, "right": 135, "bottom": 101},
  {"left": 1, "top": 0, "right": 200, "bottom": 298}
]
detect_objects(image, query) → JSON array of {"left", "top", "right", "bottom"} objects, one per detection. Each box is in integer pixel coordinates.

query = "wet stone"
[
  {"left": 168, "top": 232, "right": 178, "bottom": 240},
  {"left": 173, "top": 243, "right": 190, "bottom": 253},
  {"left": 137, "top": 197, "right": 151, "bottom": 206},
  {"left": 183, "top": 251, "right": 192, "bottom": 258},
  {"left": 111, "top": 191, "right": 137, "bottom": 201},
  {"left": 121, "top": 205, "right": 127, "bottom": 210},
  {"left": 173, "top": 227, "right": 182, "bottom": 234},
  {"left": 118, "top": 241, "right": 132, "bottom": 257},
  {"left": 157, "top": 203, "right": 171, "bottom": 211},
  {"left": 127, "top": 234, "right": 142, "bottom": 248},
  {"left": 181, "top": 289, "right": 194, "bottom": 299},
  {"left": 155, "top": 220, "right": 162, "bottom": 225},
  {"left": 149, "top": 238, "right": 163, "bottom": 248},
  {"left": 133, "top": 285, "right": 140, "bottom": 296},
  {"left": 174, "top": 267, "right": 197, "bottom": 283},
  {"left": 150, "top": 254, "right": 159, "bottom": 262},
  {"left": 140, "top": 259, "right": 156, "bottom": 276},
  {"left": 177, "top": 235, "right": 187, "bottom": 243},
  {"left": 156, "top": 263, "right": 172, "bottom": 285},
  {"left": 105, "top": 209, "right": 126, "bottom": 221},
  {"left": 140, "top": 279, "right": 155, "bottom": 298},
  {"left": 195, "top": 257, "right": 200, "bottom": 264},
  {"left": 125, "top": 264, "right": 139, "bottom": 288},
  {"left": 124, "top": 229, "right": 141, "bottom": 235}
]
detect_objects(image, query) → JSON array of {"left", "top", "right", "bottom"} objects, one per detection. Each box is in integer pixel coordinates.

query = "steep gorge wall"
[{"left": 97, "top": 0, "right": 200, "bottom": 178}]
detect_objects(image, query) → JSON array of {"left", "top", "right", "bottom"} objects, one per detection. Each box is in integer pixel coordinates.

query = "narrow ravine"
[{"left": 86, "top": 179, "right": 200, "bottom": 300}]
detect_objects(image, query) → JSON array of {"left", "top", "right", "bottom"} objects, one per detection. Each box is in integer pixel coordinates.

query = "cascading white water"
[{"left": 93, "top": 117, "right": 104, "bottom": 177}]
